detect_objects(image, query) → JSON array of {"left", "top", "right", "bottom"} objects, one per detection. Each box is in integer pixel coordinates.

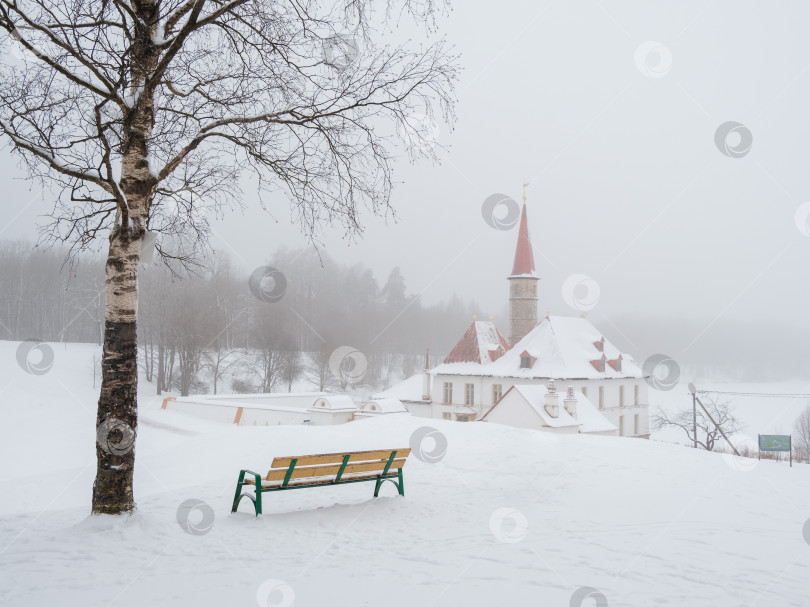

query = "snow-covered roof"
[
  {"left": 573, "top": 391, "right": 618, "bottom": 433},
  {"left": 307, "top": 395, "right": 358, "bottom": 412},
  {"left": 480, "top": 384, "right": 616, "bottom": 433},
  {"left": 373, "top": 373, "right": 425, "bottom": 402},
  {"left": 483, "top": 384, "right": 578, "bottom": 428},
  {"left": 360, "top": 399, "right": 408, "bottom": 414},
  {"left": 432, "top": 315, "right": 643, "bottom": 380},
  {"left": 449, "top": 405, "right": 477, "bottom": 415},
  {"left": 443, "top": 320, "right": 510, "bottom": 365}
]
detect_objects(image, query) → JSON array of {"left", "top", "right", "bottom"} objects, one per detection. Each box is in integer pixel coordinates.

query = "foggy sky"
[{"left": 2, "top": 0, "right": 810, "bottom": 356}]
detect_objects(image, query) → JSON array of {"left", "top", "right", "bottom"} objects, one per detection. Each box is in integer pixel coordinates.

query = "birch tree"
[{"left": 0, "top": 0, "right": 457, "bottom": 514}]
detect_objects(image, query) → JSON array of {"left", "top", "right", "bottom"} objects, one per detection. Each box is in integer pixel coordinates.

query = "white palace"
[{"left": 376, "top": 200, "right": 650, "bottom": 438}]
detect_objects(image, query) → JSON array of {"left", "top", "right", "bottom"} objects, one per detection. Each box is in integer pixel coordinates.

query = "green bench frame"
[{"left": 232, "top": 448, "right": 409, "bottom": 516}]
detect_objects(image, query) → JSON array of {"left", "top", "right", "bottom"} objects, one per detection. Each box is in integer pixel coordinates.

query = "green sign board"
[{"left": 759, "top": 434, "right": 791, "bottom": 452}]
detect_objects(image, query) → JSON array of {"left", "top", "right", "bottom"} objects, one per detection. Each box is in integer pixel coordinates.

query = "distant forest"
[
  {"left": 3, "top": 239, "right": 808, "bottom": 390},
  {"left": 0, "top": 239, "right": 488, "bottom": 393}
]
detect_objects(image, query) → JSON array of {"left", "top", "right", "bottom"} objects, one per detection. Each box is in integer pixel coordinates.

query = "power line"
[{"left": 696, "top": 390, "right": 810, "bottom": 399}]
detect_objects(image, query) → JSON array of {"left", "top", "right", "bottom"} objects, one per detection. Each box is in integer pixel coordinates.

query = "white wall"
[
  {"left": 165, "top": 400, "right": 354, "bottom": 426},
  {"left": 429, "top": 373, "right": 650, "bottom": 435},
  {"left": 483, "top": 390, "right": 578, "bottom": 434}
]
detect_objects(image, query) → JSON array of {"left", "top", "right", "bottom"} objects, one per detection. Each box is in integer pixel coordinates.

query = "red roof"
[
  {"left": 443, "top": 321, "right": 510, "bottom": 364},
  {"left": 510, "top": 203, "right": 536, "bottom": 277}
]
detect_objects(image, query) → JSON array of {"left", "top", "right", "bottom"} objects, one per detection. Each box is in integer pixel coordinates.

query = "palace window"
[
  {"left": 520, "top": 356, "right": 531, "bottom": 369},
  {"left": 598, "top": 386, "right": 605, "bottom": 409},
  {"left": 581, "top": 386, "right": 588, "bottom": 398},
  {"left": 619, "top": 416, "right": 625, "bottom": 436},
  {"left": 634, "top": 385, "right": 639, "bottom": 406},
  {"left": 619, "top": 385, "right": 625, "bottom": 407},
  {"left": 492, "top": 384, "right": 503, "bottom": 403},
  {"left": 456, "top": 414, "right": 474, "bottom": 422},
  {"left": 443, "top": 382, "right": 453, "bottom": 404},
  {"left": 442, "top": 412, "right": 452, "bottom": 420},
  {"left": 464, "top": 383, "right": 475, "bottom": 405},
  {"left": 634, "top": 414, "right": 640, "bottom": 435}
]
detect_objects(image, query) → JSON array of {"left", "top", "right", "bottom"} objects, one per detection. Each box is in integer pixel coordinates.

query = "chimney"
[
  {"left": 422, "top": 348, "right": 431, "bottom": 401},
  {"left": 564, "top": 385, "right": 577, "bottom": 418},
  {"left": 544, "top": 379, "right": 560, "bottom": 418}
]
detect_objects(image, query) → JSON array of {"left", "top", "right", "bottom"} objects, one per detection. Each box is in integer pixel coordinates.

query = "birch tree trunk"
[
  {"left": 92, "top": 6, "right": 157, "bottom": 513},
  {"left": 92, "top": 223, "right": 143, "bottom": 513}
]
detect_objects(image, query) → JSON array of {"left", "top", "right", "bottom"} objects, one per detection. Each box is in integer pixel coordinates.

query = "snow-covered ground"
[{"left": 1, "top": 341, "right": 809, "bottom": 606}]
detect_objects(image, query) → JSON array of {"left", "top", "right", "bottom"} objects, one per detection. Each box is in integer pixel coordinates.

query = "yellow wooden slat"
[
  {"left": 271, "top": 448, "right": 410, "bottom": 469},
  {"left": 264, "top": 458, "right": 408, "bottom": 482}
]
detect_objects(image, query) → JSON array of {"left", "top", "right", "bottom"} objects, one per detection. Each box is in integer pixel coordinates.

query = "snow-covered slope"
[{"left": 1, "top": 341, "right": 809, "bottom": 606}]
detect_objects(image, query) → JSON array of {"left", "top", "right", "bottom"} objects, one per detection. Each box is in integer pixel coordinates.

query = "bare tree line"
[{"left": 1, "top": 240, "right": 480, "bottom": 394}]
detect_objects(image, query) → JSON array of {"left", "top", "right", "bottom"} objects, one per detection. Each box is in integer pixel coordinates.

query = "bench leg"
[
  {"left": 374, "top": 472, "right": 405, "bottom": 498},
  {"left": 232, "top": 471, "right": 262, "bottom": 516},
  {"left": 231, "top": 471, "right": 247, "bottom": 513}
]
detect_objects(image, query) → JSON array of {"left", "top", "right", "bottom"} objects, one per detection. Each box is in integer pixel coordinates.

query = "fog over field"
[{"left": 2, "top": 1, "right": 810, "bottom": 378}]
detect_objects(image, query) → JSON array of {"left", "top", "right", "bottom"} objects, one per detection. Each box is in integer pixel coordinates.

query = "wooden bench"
[{"left": 231, "top": 448, "right": 410, "bottom": 516}]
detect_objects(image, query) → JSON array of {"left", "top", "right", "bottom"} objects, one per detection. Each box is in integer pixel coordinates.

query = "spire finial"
[{"left": 522, "top": 181, "right": 529, "bottom": 203}]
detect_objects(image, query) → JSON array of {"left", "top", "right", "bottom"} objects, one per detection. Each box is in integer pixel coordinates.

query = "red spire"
[{"left": 511, "top": 202, "right": 536, "bottom": 276}]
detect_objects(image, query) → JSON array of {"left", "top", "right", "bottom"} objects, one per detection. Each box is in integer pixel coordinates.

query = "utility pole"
[
  {"left": 689, "top": 382, "right": 740, "bottom": 456},
  {"left": 689, "top": 382, "right": 697, "bottom": 448}
]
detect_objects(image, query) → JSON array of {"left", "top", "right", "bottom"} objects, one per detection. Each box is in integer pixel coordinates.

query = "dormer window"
[
  {"left": 590, "top": 354, "right": 606, "bottom": 373},
  {"left": 519, "top": 350, "right": 535, "bottom": 369},
  {"left": 608, "top": 354, "right": 623, "bottom": 372},
  {"left": 593, "top": 337, "right": 605, "bottom": 353}
]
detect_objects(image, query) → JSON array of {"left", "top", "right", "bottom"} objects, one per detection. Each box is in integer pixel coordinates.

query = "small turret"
[
  {"left": 564, "top": 385, "right": 577, "bottom": 418},
  {"left": 544, "top": 379, "right": 559, "bottom": 418},
  {"left": 422, "top": 348, "right": 431, "bottom": 401}
]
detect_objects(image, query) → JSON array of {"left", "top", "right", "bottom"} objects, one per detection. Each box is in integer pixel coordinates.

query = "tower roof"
[
  {"left": 443, "top": 320, "right": 510, "bottom": 365},
  {"left": 510, "top": 202, "right": 537, "bottom": 277}
]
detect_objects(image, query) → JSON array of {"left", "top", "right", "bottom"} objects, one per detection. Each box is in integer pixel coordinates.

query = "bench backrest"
[{"left": 266, "top": 448, "right": 410, "bottom": 482}]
